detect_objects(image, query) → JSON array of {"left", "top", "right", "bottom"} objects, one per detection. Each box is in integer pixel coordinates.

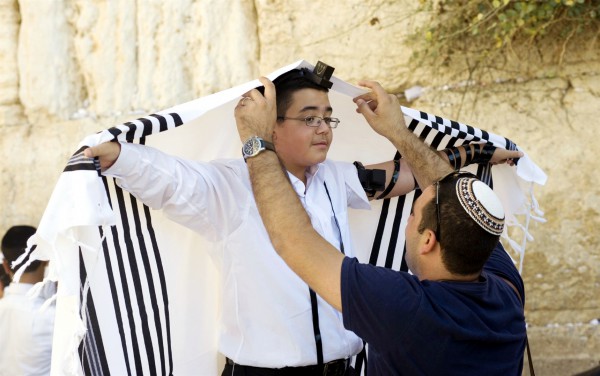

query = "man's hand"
[
  {"left": 83, "top": 141, "right": 121, "bottom": 171},
  {"left": 353, "top": 80, "right": 406, "bottom": 139},
  {"left": 490, "top": 148, "right": 523, "bottom": 166},
  {"left": 234, "top": 76, "right": 278, "bottom": 142},
  {"left": 354, "top": 80, "right": 453, "bottom": 188}
]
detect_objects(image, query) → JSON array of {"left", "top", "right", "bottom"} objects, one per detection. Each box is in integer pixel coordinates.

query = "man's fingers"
[
  {"left": 258, "top": 77, "right": 275, "bottom": 102},
  {"left": 83, "top": 147, "right": 94, "bottom": 158},
  {"left": 83, "top": 141, "right": 121, "bottom": 163},
  {"left": 357, "top": 80, "right": 387, "bottom": 99},
  {"left": 511, "top": 150, "right": 524, "bottom": 158},
  {"left": 355, "top": 98, "right": 375, "bottom": 120},
  {"left": 83, "top": 144, "right": 107, "bottom": 158}
]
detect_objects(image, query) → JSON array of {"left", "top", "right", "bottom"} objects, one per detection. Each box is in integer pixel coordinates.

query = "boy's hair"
[{"left": 272, "top": 69, "right": 330, "bottom": 117}]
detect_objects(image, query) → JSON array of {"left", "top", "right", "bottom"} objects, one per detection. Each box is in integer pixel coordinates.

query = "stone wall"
[{"left": 1, "top": 0, "right": 598, "bottom": 374}]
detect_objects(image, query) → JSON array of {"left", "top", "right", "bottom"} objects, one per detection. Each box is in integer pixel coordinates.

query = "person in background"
[
  {"left": 0, "top": 225, "right": 56, "bottom": 376},
  {"left": 0, "top": 253, "right": 11, "bottom": 299}
]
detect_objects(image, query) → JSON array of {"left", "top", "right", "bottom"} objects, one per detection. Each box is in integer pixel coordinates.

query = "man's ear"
[{"left": 420, "top": 229, "right": 438, "bottom": 255}]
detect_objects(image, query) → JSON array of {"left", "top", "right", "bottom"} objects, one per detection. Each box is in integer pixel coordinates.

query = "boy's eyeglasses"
[{"left": 277, "top": 116, "right": 340, "bottom": 128}]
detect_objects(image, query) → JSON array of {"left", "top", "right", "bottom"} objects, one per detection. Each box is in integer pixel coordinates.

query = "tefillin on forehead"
[
  {"left": 303, "top": 61, "right": 335, "bottom": 89},
  {"left": 256, "top": 61, "right": 335, "bottom": 95},
  {"left": 272, "top": 61, "right": 335, "bottom": 89}
]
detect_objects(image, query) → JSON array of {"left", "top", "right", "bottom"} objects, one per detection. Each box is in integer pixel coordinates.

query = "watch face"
[{"left": 243, "top": 137, "right": 260, "bottom": 157}]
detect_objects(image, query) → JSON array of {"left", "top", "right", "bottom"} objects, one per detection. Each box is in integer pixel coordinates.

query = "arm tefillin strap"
[
  {"left": 376, "top": 151, "right": 401, "bottom": 200},
  {"left": 443, "top": 143, "right": 497, "bottom": 170},
  {"left": 353, "top": 161, "right": 386, "bottom": 198},
  {"left": 472, "top": 143, "right": 496, "bottom": 164}
]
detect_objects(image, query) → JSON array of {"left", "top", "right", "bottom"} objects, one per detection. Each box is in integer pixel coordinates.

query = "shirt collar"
[
  {"left": 4, "top": 282, "right": 35, "bottom": 295},
  {"left": 287, "top": 164, "right": 322, "bottom": 196}
]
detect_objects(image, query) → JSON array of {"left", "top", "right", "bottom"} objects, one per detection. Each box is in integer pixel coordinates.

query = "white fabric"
[
  {"left": 105, "top": 142, "right": 369, "bottom": 367},
  {"left": 20, "top": 59, "right": 546, "bottom": 375},
  {"left": 0, "top": 283, "right": 56, "bottom": 376}
]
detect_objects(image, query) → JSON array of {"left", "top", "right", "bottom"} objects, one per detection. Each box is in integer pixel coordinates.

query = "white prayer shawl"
[{"left": 23, "top": 60, "right": 546, "bottom": 376}]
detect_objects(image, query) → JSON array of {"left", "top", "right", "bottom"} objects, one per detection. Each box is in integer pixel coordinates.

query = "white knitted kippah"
[{"left": 456, "top": 177, "right": 505, "bottom": 235}]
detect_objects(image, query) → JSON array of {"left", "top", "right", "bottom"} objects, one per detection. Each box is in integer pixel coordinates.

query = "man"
[
  {"left": 234, "top": 77, "right": 527, "bottom": 375},
  {"left": 0, "top": 225, "right": 56, "bottom": 376},
  {"left": 84, "top": 67, "right": 520, "bottom": 374}
]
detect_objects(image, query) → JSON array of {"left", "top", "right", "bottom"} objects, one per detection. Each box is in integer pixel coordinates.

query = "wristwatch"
[{"left": 242, "top": 136, "right": 275, "bottom": 160}]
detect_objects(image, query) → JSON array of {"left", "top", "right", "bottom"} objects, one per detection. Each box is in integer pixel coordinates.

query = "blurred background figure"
[
  {"left": 0, "top": 225, "right": 56, "bottom": 376},
  {"left": 0, "top": 253, "right": 11, "bottom": 298}
]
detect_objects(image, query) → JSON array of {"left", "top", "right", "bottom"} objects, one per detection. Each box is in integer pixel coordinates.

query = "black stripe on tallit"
[
  {"left": 136, "top": 137, "right": 173, "bottom": 375},
  {"left": 407, "top": 118, "right": 420, "bottom": 132},
  {"left": 399, "top": 189, "right": 422, "bottom": 273},
  {"left": 480, "top": 129, "right": 490, "bottom": 141},
  {"left": 114, "top": 184, "right": 144, "bottom": 374},
  {"left": 102, "top": 177, "right": 133, "bottom": 376},
  {"left": 384, "top": 194, "right": 407, "bottom": 269},
  {"left": 465, "top": 125, "right": 477, "bottom": 140},
  {"left": 477, "top": 164, "right": 494, "bottom": 189},
  {"left": 139, "top": 117, "right": 155, "bottom": 138},
  {"left": 64, "top": 146, "right": 98, "bottom": 173},
  {"left": 170, "top": 112, "right": 183, "bottom": 127},
  {"left": 107, "top": 127, "right": 123, "bottom": 139},
  {"left": 64, "top": 162, "right": 98, "bottom": 173},
  {"left": 143, "top": 203, "right": 174, "bottom": 376},
  {"left": 127, "top": 194, "right": 158, "bottom": 376},
  {"left": 78, "top": 248, "right": 111, "bottom": 376},
  {"left": 429, "top": 130, "right": 446, "bottom": 150},
  {"left": 125, "top": 122, "right": 137, "bottom": 143},
  {"left": 369, "top": 198, "right": 390, "bottom": 266},
  {"left": 150, "top": 114, "right": 169, "bottom": 133}
]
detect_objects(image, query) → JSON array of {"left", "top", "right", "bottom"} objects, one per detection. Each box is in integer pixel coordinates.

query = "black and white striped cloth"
[{"left": 23, "top": 61, "right": 546, "bottom": 376}]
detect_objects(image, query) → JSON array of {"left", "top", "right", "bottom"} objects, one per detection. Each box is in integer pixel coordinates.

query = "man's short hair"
[
  {"left": 273, "top": 69, "right": 330, "bottom": 117},
  {"left": 418, "top": 175, "right": 501, "bottom": 275},
  {"left": 1, "top": 225, "right": 39, "bottom": 273}
]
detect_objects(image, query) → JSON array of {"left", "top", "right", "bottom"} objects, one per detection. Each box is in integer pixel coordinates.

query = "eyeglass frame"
[
  {"left": 434, "top": 171, "right": 478, "bottom": 245},
  {"left": 277, "top": 115, "right": 340, "bottom": 128}
]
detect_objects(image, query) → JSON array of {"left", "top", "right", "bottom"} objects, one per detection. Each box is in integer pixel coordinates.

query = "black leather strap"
[
  {"left": 306, "top": 182, "right": 337, "bottom": 366},
  {"left": 376, "top": 152, "right": 401, "bottom": 200},
  {"left": 309, "top": 289, "right": 324, "bottom": 365},
  {"left": 306, "top": 182, "right": 346, "bottom": 366}
]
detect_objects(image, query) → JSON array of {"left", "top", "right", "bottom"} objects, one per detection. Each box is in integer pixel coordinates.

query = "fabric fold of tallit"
[{"left": 23, "top": 60, "right": 546, "bottom": 376}]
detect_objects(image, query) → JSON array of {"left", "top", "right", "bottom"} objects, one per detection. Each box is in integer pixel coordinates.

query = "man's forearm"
[
  {"left": 385, "top": 124, "right": 453, "bottom": 189},
  {"left": 246, "top": 152, "right": 344, "bottom": 311}
]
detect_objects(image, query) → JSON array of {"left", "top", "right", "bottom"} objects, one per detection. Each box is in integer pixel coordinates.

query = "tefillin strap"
[{"left": 307, "top": 181, "right": 345, "bottom": 366}]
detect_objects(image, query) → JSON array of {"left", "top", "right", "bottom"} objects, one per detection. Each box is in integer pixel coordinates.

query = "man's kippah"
[{"left": 456, "top": 177, "right": 505, "bottom": 235}]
